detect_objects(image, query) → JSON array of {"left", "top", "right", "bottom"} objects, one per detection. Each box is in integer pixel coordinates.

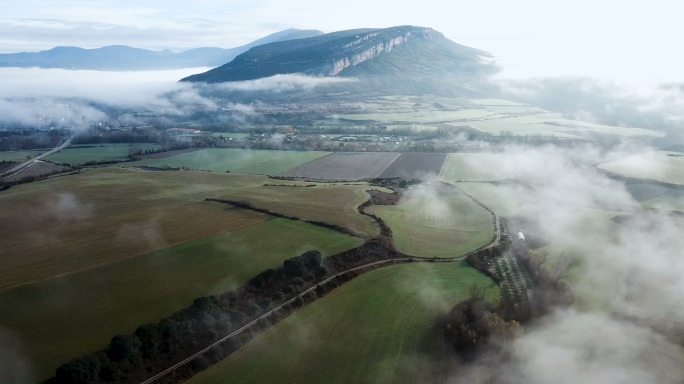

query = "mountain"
[
  {"left": 180, "top": 26, "right": 496, "bottom": 89},
  {"left": 0, "top": 29, "right": 323, "bottom": 70},
  {"left": 172, "top": 29, "right": 325, "bottom": 68}
]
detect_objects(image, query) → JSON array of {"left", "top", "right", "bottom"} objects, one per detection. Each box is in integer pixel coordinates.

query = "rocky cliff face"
[
  {"left": 322, "top": 28, "right": 438, "bottom": 75},
  {"left": 181, "top": 26, "right": 493, "bottom": 84}
]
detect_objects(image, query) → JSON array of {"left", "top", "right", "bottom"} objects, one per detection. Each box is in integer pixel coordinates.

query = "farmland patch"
[
  {"left": 281, "top": 152, "right": 400, "bottom": 180},
  {"left": 0, "top": 150, "right": 44, "bottom": 162},
  {"left": 599, "top": 151, "right": 684, "bottom": 186},
  {"left": 0, "top": 167, "right": 382, "bottom": 290},
  {"left": 0, "top": 161, "right": 69, "bottom": 182},
  {"left": 128, "top": 148, "right": 330, "bottom": 175},
  {"left": 187, "top": 262, "right": 499, "bottom": 384},
  {"left": 0, "top": 218, "right": 361, "bottom": 381},
  {"left": 378, "top": 152, "right": 447, "bottom": 179},
  {"left": 46, "top": 143, "right": 160, "bottom": 165},
  {"left": 368, "top": 184, "right": 495, "bottom": 257}
]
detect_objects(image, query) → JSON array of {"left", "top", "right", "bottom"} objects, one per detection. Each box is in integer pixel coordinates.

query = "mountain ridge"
[
  {"left": 180, "top": 26, "right": 496, "bottom": 92},
  {"left": 0, "top": 29, "right": 324, "bottom": 70}
]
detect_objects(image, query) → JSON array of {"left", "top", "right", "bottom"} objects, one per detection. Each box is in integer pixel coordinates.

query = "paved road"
[
  {"left": 0, "top": 135, "right": 74, "bottom": 178},
  {"left": 140, "top": 186, "right": 502, "bottom": 384}
]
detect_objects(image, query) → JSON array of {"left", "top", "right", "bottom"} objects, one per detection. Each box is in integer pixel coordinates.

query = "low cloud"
[
  {"left": 0, "top": 326, "right": 33, "bottom": 384},
  {"left": 502, "top": 310, "right": 684, "bottom": 384},
  {"left": 0, "top": 67, "right": 216, "bottom": 131},
  {"left": 0, "top": 67, "right": 204, "bottom": 105},
  {"left": 0, "top": 69, "right": 354, "bottom": 132},
  {"left": 213, "top": 74, "right": 357, "bottom": 93},
  {"left": 115, "top": 216, "right": 167, "bottom": 252},
  {"left": 447, "top": 144, "right": 684, "bottom": 383},
  {"left": 496, "top": 77, "right": 684, "bottom": 142},
  {"left": 44, "top": 192, "right": 94, "bottom": 222}
]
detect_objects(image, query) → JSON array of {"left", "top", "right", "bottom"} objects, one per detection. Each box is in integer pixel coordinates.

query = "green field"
[
  {"left": 0, "top": 149, "right": 44, "bottom": 162},
  {"left": 341, "top": 109, "right": 498, "bottom": 124},
  {"left": 441, "top": 152, "right": 573, "bottom": 183},
  {"left": 0, "top": 168, "right": 268, "bottom": 290},
  {"left": 46, "top": 143, "right": 160, "bottom": 165},
  {"left": 337, "top": 99, "right": 663, "bottom": 140},
  {"left": 0, "top": 218, "right": 362, "bottom": 381},
  {"left": 0, "top": 168, "right": 380, "bottom": 290},
  {"left": 368, "top": 186, "right": 494, "bottom": 257},
  {"left": 641, "top": 194, "right": 684, "bottom": 212},
  {"left": 456, "top": 182, "right": 527, "bottom": 217},
  {"left": 129, "top": 148, "right": 330, "bottom": 174},
  {"left": 460, "top": 113, "right": 663, "bottom": 139},
  {"left": 440, "top": 153, "right": 512, "bottom": 182},
  {"left": 599, "top": 151, "right": 684, "bottom": 186},
  {"left": 213, "top": 180, "right": 384, "bottom": 238},
  {"left": 189, "top": 262, "right": 498, "bottom": 384}
]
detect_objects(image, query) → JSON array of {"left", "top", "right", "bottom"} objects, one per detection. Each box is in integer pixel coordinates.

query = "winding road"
[{"left": 0, "top": 134, "right": 74, "bottom": 178}]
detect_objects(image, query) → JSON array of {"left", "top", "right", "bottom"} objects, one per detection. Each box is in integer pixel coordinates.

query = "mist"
[
  {"left": 0, "top": 68, "right": 363, "bottom": 132},
  {"left": 495, "top": 76, "right": 684, "bottom": 145},
  {"left": 0, "top": 67, "right": 210, "bottom": 131},
  {"left": 209, "top": 73, "right": 357, "bottom": 93},
  {"left": 446, "top": 144, "right": 684, "bottom": 383}
]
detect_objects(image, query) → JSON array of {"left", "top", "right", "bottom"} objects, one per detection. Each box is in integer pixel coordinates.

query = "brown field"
[
  {"left": 0, "top": 168, "right": 271, "bottom": 290},
  {"left": 1, "top": 161, "right": 69, "bottom": 183},
  {"left": 0, "top": 161, "right": 18, "bottom": 173},
  {"left": 379, "top": 152, "right": 447, "bottom": 179},
  {"left": 0, "top": 168, "right": 380, "bottom": 290},
  {"left": 0, "top": 218, "right": 362, "bottom": 381},
  {"left": 281, "top": 152, "right": 400, "bottom": 180},
  {"left": 212, "top": 183, "right": 382, "bottom": 238}
]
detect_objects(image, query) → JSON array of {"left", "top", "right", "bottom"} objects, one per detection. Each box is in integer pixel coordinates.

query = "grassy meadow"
[
  {"left": 0, "top": 168, "right": 268, "bottom": 290},
  {"left": 341, "top": 109, "right": 498, "bottom": 124},
  {"left": 129, "top": 148, "right": 330, "bottom": 174},
  {"left": 0, "top": 168, "right": 380, "bottom": 290},
  {"left": 188, "top": 262, "right": 499, "bottom": 384},
  {"left": 368, "top": 187, "right": 494, "bottom": 257},
  {"left": 46, "top": 143, "right": 160, "bottom": 165},
  {"left": 338, "top": 97, "right": 662, "bottom": 140},
  {"left": 0, "top": 218, "right": 362, "bottom": 381},
  {"left": 213, "top": 181, "right": 385, "bottom": 238},
  {"left": 599, "top": 151, "right": 684, "bottom": 186},
  {"left": 456, "top": 182, "right": 527, "bottom": 218},
  {"left": 0, "top": 150, "right": 44, "bottom": 162}
]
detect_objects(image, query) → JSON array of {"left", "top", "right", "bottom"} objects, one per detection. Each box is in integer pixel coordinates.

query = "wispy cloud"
[
  {"left": 213, "top": 74, "right": 357, "bottom": 93},
  {"left": 0, "top": 68, "right": 354, "bottom": 131},
  {"left": 449, "top": 144, "right": 684, "bottom": 383},
  {"left": 497, "top": 77, "right": 684, "bottom": 139}
]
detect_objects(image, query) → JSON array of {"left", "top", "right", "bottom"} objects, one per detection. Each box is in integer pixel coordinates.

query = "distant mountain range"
[
  {"left": 0, "top": 29, "right": 323, "bottom": 70},
  {"left": 181, "top": 26, "right": 496, "bottom": 89}
]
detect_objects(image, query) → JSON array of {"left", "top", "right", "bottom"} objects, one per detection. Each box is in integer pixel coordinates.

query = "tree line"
[{"left": 53, "top": 238, "right": 401, "bottom": 384}]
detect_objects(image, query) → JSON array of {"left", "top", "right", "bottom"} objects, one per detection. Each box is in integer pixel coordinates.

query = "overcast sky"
[{"left": 1, "top": 0, "right": 682, "bottom": 81}]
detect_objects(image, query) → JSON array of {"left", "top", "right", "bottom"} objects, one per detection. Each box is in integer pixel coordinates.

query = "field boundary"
[
  {"left": 140, "top": 187, "right": 504, "bottom": 384},
  {"left": 139, "top": 256, "right": 461, "bottom": 384},
  {"left": 0, "top": 135, "right": 73, "bottom": 178},
  {"left": 140, "top": 250, "right": 504, "bottom": 384},
  {"left": 205, "top": 198, "right": 366, "bottom": 238}
]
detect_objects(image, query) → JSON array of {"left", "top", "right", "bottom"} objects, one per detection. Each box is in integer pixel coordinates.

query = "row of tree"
[
  {"left": 53, "top": 250, "right": 326, "bottom": 383},
  {"left": 0, "top": 129, "right": 68, "bottom": 151},
  {"left": 445, "top": 240, "right": 572, "bottom": 361},
  {"left": 53, "top": 238, "right": 400, "bottom": 384}
]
